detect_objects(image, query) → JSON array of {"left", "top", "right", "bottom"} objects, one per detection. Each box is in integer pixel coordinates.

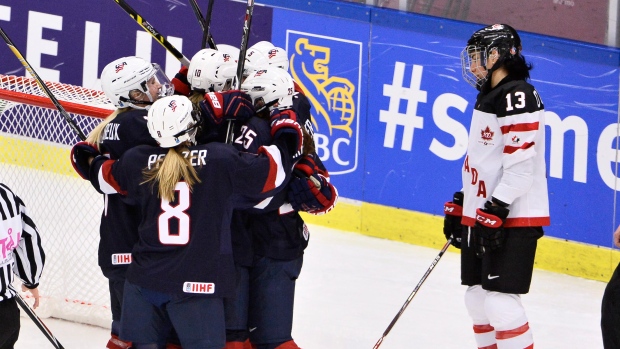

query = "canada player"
[
  {"left": 71, "top": 94, "right": 303, "bottom": 349},
  {"left": 443, "top": 24, "right": 549, "bottom": 349},
  {"left": 84, "top": 56, "right": 173, "bottom": 349}
]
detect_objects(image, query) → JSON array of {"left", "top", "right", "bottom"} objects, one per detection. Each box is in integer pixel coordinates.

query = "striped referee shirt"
[{"left": 0, "top": 183, "right": 45, "bottom": 301}]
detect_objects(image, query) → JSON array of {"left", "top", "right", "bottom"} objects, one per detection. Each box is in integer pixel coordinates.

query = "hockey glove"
[
  {"left": 269, "top": 108, "right": 299, "bottom": 125},
  {"left": 473, "top": 201, "right": 510, "bottom": 257},
  {"left": 288, "top": 173, "right": 338, "bottom": 215},
  {"left": 70, "top": 141, "right": 100, "bottom": 180},
  {"left": 270, "top": 118, "right": 303, "bottom": 162},
  {"left": 443, "top": 191, "right": 464, "bottom": 248},
  {"left": 171, "top": 66, "right": 191, "bottom": 96},
  {"left": 288, "top": 155, "right": 338, "bottom": 215},
  {"left": 199, "top": 90, "right": 255, "bottom": 127}
]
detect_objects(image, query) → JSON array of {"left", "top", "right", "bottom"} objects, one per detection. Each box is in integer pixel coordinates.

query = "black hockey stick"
[
  {"left": 15, "top": 293, "right": 65, "bottom": 349},
  {"left": 225, "top": 0, "right": 255, "bottom": 144},
  {"left": 372, "top": 239, "right": 452, "bottom": 349},
  {"left": 188, "top": 0, "right": 217, "bottom": 49},
  {"left": 112, "top": 0, "right": 191, "bottom": 67},
  {"left": 0, "top": 26, "right": 87, "bottom": 141}
]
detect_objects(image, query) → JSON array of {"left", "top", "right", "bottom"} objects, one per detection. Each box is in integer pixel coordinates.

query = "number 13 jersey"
[{"left": 461, "top": 77, "right": 550, "bottom": 228}]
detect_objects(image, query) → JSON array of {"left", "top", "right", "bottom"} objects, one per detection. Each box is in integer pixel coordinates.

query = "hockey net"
[{"left": 0, "top": 74, "right": 114, "bottom": 328}]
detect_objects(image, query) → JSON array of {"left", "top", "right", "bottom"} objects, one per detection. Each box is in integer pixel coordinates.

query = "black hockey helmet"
[
  {"left": 467, "top": 24, "right": 518, "bottom": 56},
  {"left": 461, "top": 24, "right": 520, "bottom": 89}
]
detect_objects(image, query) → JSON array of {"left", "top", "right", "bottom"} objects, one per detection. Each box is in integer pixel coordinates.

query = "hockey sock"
[
  {"left": 472, "top": 324, "right": 497, "bottom": 349},
  {"left": 465, "top": 286, "right": 497, "bottom": 348},
  {"left": 485, "top": 292, "right": 533, "bottom": 349}
]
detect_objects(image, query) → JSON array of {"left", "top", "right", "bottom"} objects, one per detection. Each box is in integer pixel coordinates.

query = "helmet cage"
[
  {"left": 461, "top": 45, "right": 490, "bottom": 89},
  {"left": 461, "top": 24, "right": 516, "bottom": 89}
]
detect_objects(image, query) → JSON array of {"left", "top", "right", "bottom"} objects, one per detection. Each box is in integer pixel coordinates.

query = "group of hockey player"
[{"left": 70, "top": 40, "right": 337, "bottom": 349}]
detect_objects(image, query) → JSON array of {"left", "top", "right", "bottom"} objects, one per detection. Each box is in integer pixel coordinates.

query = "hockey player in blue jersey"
[
  {"left": 241, "top": 67, "right": 337, "bottom": 349},
  {"left": 244, "top": 44, "right": 337, "bottom": 349},
  {"left": 71, "top": 93, "right": 304, "bottom": 349},
  {"left": 185, "top": 48, "right": 258, "bottom": 349},
  {"left": 83, "top": 56, "right": 173, "bottom": 349},
  {"left": 184, "top": 47, "right": 337, "bottom": 349}
]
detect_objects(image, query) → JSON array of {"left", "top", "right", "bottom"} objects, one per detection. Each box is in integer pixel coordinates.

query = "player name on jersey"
[
  {"left": 183, "top": 282, "right": 215, "bottom": 294},
  {"left": 111, "top": 253, "right": 132, "bottom": 265}
]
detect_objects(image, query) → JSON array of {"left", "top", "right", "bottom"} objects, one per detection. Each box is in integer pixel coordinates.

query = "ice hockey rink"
[{"left": 15, "top": 224, "right": 606, "bottom": 348}]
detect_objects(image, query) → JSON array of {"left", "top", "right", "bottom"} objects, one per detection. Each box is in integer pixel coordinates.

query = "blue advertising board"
[
  {"left": 268, "top": 3, "right": 620, "bottom": 248},
  {"left": 364, "top": 19, "right": 620, "bottom": 247},
  {"left": 270, "top": 10, "right": 369, "bottom": 199},
  {"left": 0, "top": 0, "right": 273, "bottom": 88}
]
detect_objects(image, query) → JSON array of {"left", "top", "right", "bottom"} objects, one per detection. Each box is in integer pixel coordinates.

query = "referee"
[{"left": 0, "top": 183, "right": 45, "bottom": 349}]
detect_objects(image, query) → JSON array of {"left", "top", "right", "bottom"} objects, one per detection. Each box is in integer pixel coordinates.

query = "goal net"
[{"left": 0, "top": 74, "right": 114, "bottom": 328}]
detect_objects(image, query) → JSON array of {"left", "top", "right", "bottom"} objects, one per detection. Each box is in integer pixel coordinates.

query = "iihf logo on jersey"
[
  {"left": 111, "top": 253, "right": 132, "bottom": 265},
  {"left": 183, "top": 282, "right": 215, "bottom": 294},
  {"left": 287, "top": 32, "right": 362, "bottom": 175}
]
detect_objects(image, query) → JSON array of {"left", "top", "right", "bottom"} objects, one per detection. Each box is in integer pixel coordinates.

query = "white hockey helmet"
[
  {"left": 101, "top": 56, "right": 173, "bottom": 109},
  {"left": 249, "top": 41, "right": 275, "bottom": 52},
  {"left": 216, "top": 44, "right": 241, "bottom": 62},
  {"left": 147, "top": 95, "right": 200, "bottom": 148},
  {"left": 258, "top": 46, "right": 289, "bottom": 72},
  {"left": 243, "top": 47, "right": 270, "bottom": 75},
  {"left": 241, "top": 68, "right": 296, "bottom": 112},
  {"left": 188, "top": 48, "right": 237, "bottom": 92}
]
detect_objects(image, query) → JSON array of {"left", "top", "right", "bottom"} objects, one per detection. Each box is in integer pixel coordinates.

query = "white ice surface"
[{"left": 16, "top": 224, "right": 606, "bottom": 348}]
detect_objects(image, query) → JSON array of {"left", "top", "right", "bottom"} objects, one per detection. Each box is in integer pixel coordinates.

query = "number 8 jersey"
[
  {"left": 461, "top": 77, "right": 550, "bottom": 227},
  {"left": 89, "top": 141, "right": 293, "bottom": 298}
]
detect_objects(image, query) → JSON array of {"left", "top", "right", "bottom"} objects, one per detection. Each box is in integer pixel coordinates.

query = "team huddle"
[{"left": 69, "top": 41, "right": 338, "bottom": 349}]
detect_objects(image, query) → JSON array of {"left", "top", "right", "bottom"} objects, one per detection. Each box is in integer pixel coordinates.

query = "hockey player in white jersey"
[{"left": 443, "top": 24, "right": 549, "bottom": 349}]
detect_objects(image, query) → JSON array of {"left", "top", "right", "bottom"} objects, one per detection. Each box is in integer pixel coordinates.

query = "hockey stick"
[
  {"left": 188, "top": 0, "right": 217, "bottom": 49},
  {"left": 112, "top": 0, "right": 191, "bottom": 67},
  {"left": 0, "top": 26, "right": 87, "bottom": 141},
  {"left": 15, "top": 293, "right": 65, "bottom": 349},
  {"left": 225, "top": 0, "right": 255, "bottom": 144},
  {"left": 372, "top": 239, "right": 452, "bottom": 349}
]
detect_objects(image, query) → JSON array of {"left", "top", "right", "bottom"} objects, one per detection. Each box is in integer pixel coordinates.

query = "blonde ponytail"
[{"left": 85, "top": 108, "right": 128, "bottom": 145}]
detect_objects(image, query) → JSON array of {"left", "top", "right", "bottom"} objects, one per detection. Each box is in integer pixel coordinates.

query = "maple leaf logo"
[{"left": 481, "top": 126, "right": 494, "bottom": 141}]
